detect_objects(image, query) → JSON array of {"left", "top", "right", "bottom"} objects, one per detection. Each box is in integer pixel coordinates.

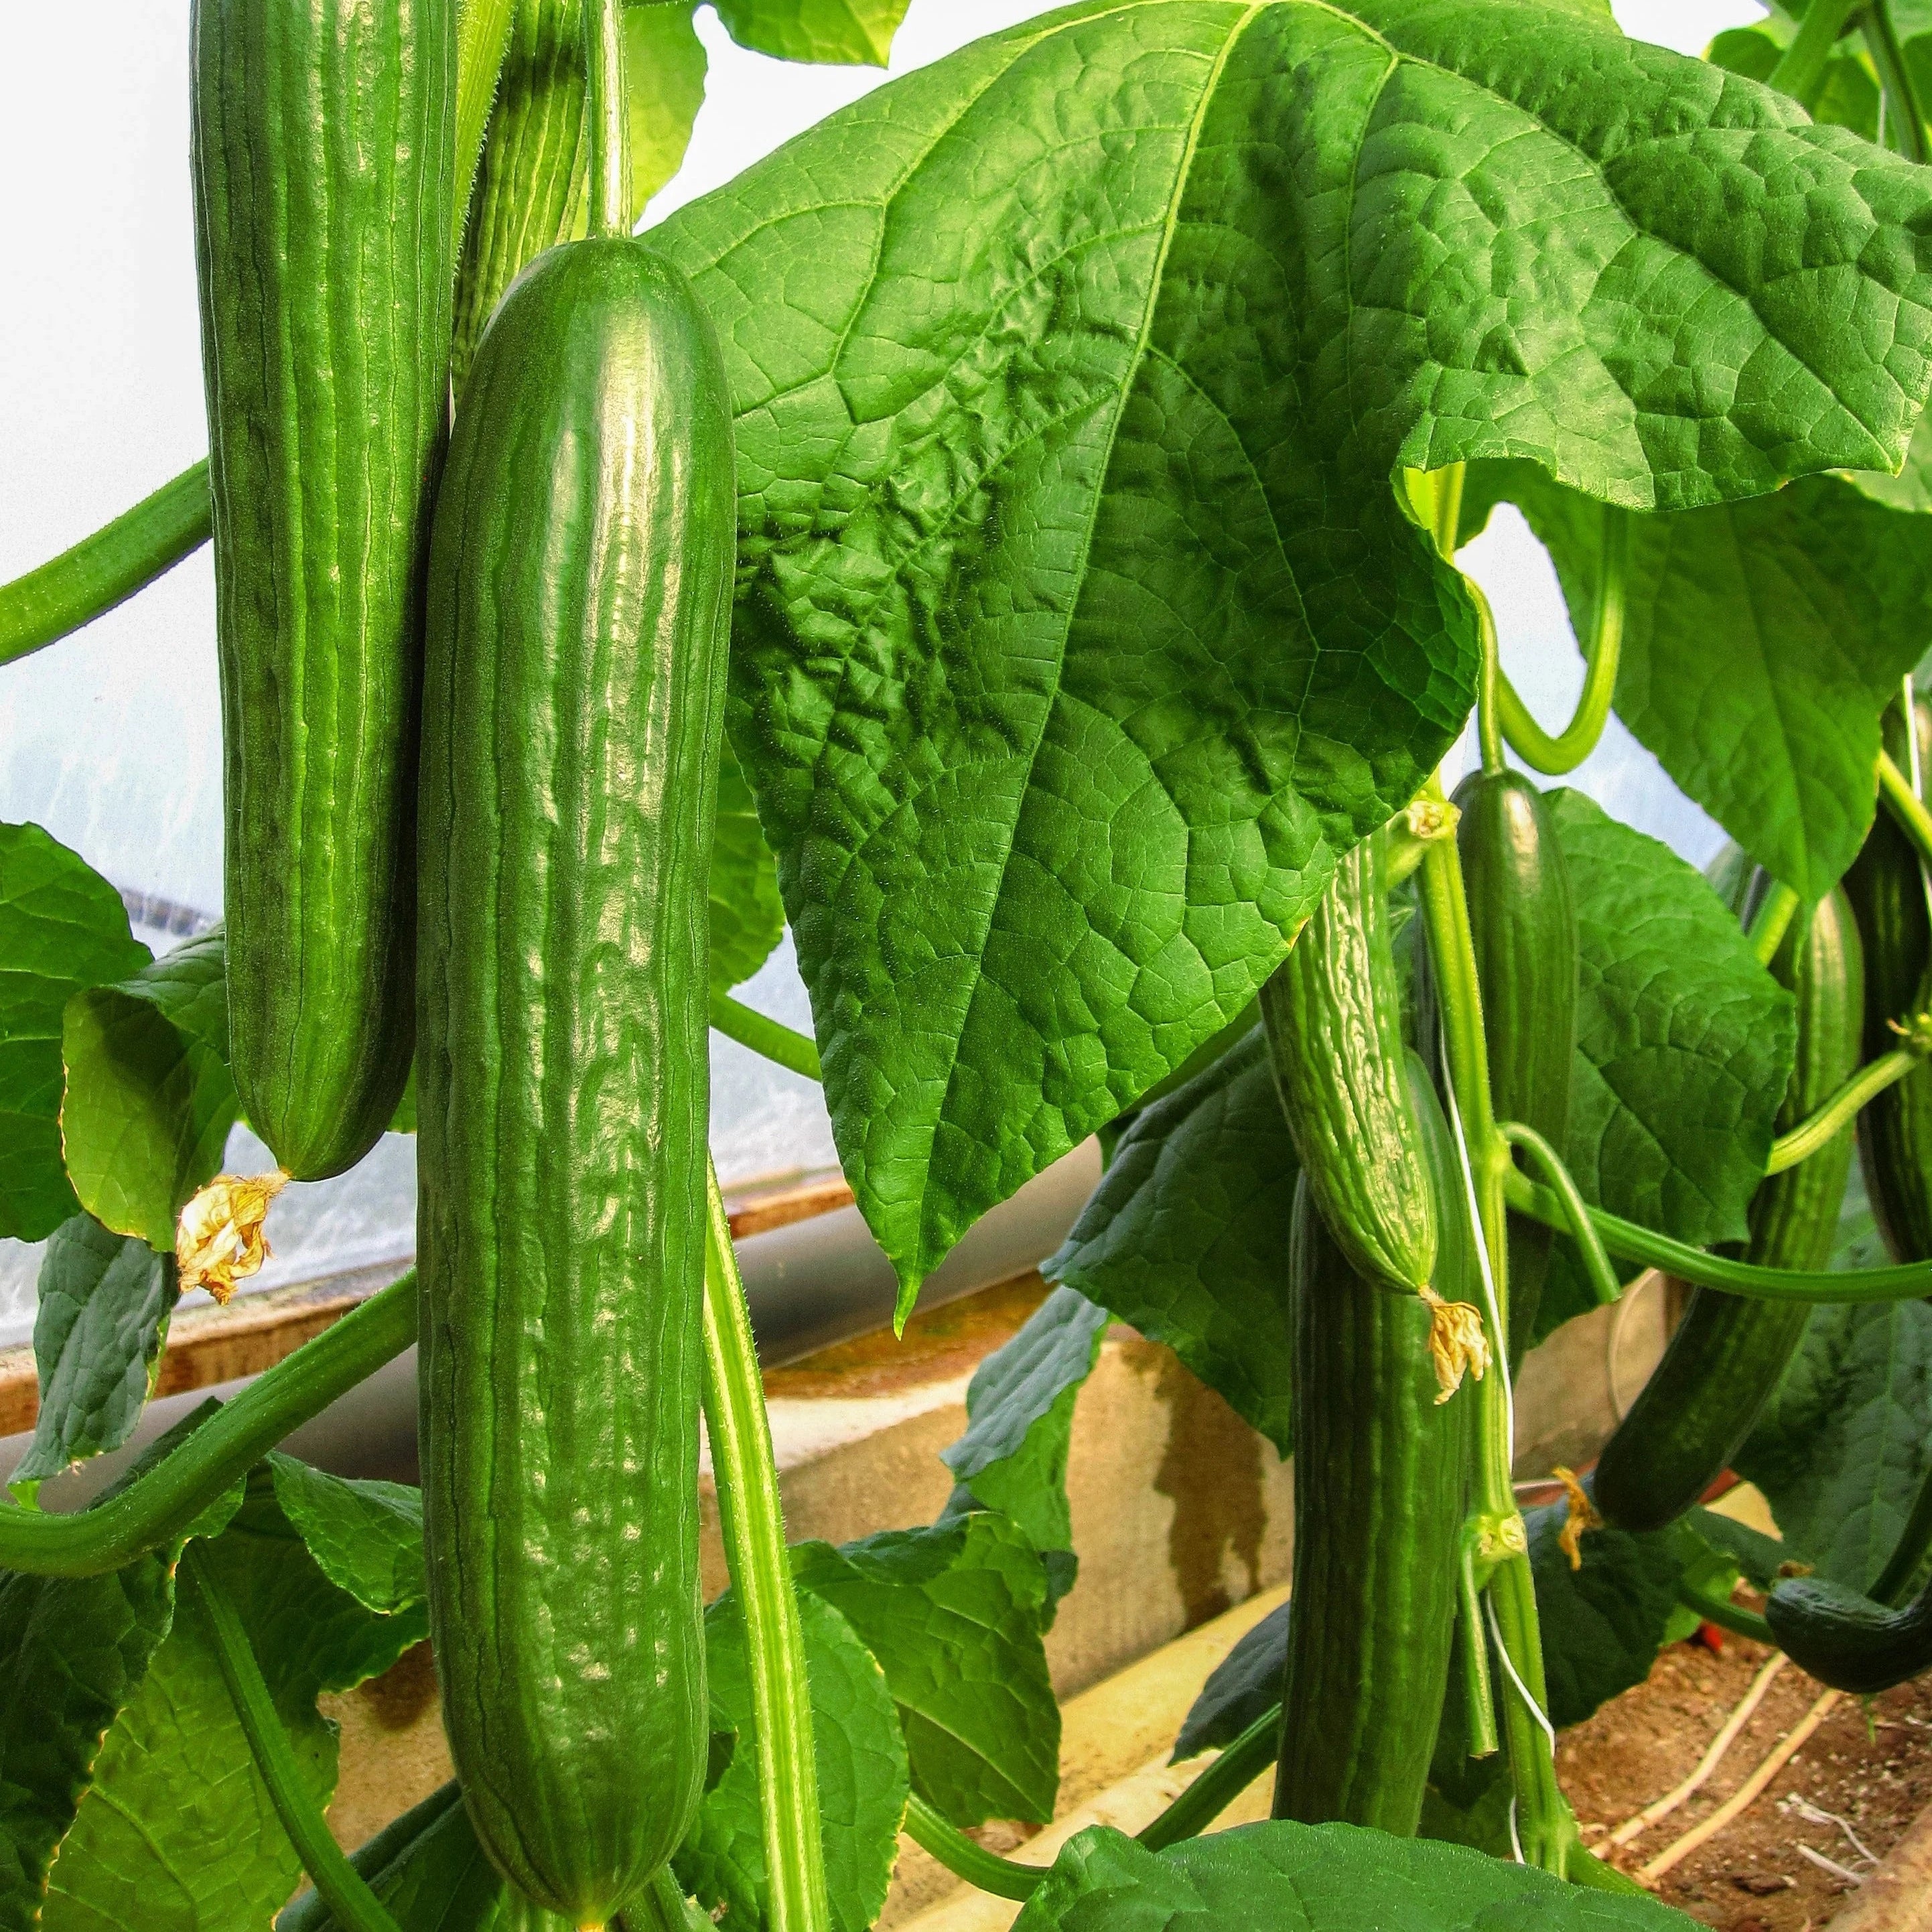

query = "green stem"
[
  {"left": 1505, "top": 1170, "right": 1932, "bottom": 1300},
  {"left": 1457, "top": 1534, "right": 1501, "bottom": 1758},
  {"left": 454, "top": 0, "right": 515, "bottom": 249},
  {"left": 701, "top": 1158, "right": 828, "bottom": 1932},
  {"left": 0, "top": 461, "right": 211, "bottom": 666},
  {"left": 1432, "top": 462, "right": 1467, "bottom": 561},
  {"left": 0, "top": 1273, "right": 416, "bottom": 1577},
  {"left": 584, "top": 0, "right": 629, "bottom": 239},
  {"left": 902, "top": 1798, "right": 1045, "bottom": 1902},
  {"left": 1769, "top": 0, "right": 1860, "bottom": 100},
  {"left": 1864, "top": 0, "right": 1931, "bottom": 161},
  {"left": 186, "top": 1545, "right": 402, "bottom": 1932},
  {"left": 1879, "top": 749, "right": 1932, "bottom": 874},
  {"left": 1383, "top": 797, "right": 1461, "bottom": 889},
  {"left": 1495, "top": 503, "right": 1627, "bottom": 777},
  {"left": 1139, "top": 1704, "right": 1281, "bottom": 1851},
  {"left": 1675, "top": 1576, "right": 1774, "bottom": 1645},
  {"left": 709, "top": 990, "right": 822, "bottom": 1082},
  {"left": 1748, "top": 882, "right": 1801, "bottom": 968},
  {"left": 1872, "top": 1457, "right": 1932, "bottom": 1605},
  {"left": 1499, "top": 1122, "right": 1621, "bottom": 1309},
  {"left": 1765, "top": 1046, "right": 1923, "bottom": 1174},
  {"left": 1472, "top": 577, "right": 1507, "bottom": 777},
  {"left": 1487, "top": 1557, "right": 1572, "bottom": 1872}
]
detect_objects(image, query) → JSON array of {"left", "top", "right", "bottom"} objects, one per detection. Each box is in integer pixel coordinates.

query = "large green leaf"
[
  {"left": 60, "top": 928, "right": 238, "bottom": 1253},
  {"left": 654, "top": 0, "right": 1932, "bottom": 1305},
  {"left": 11, "top": 1215, "right": 180, "bottom": 1489},
  {"left": 675, "top": 1587, "right": 907, "bottom": 1932},
  {"left": 1735, "top": 1298, "right": 1932, "bottom": 1591},
  {"left": 0, "top": 824, "right": 149, "bottom": 1242},
  {"left": 1010, "top": 1819, "right": 1688, "bottom": 1931},
  {"left": 1462, "top": 464, "right": 1932, "bottom": 902},
  {"left": 42, "top": 1468, "right": 427, "bottom": 1932},
  {"left": 712, "top": 0, "right": 909, "bottom": 64},
  {"left": 266, "top": 1455, "right": 427, "bottom": 1616},
  {"left": 625, "top": 2, "right": 710, "bottom": 211},
  {"left": 939, "top": 1284, "right": 1110, "bottom": 1582},
  {"left": 1045, "top": 1028, "right": 1295, "bottom": 1453},
  {"left": 279, "top": 1783, "right": 505, "bottom": 1932},
  {"left": 795, "top": 1514, "right": 1059, "bottom": 1826},
  {"left": 711, "top": 738, "right": 787, "bottom": 993},
  {"left": 1535, "top": 789, "right": 1796, "bottom": 1337}
]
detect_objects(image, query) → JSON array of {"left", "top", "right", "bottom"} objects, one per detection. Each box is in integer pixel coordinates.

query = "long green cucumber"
[
  {"left": 1845, "top": 697, "right": 1932, "bottom": 1261},
  {"left": 417, "top": 234, "right": 734, "bottom": 1921},
  {"left": 1765, "top": 1574, "right": 1932, "bottom": 1694},
  {"left": 1273, "top": 1055, "right": 1471, "bottom": 1832},
  {"left": 1454, "top": 768, "right": 1576, "bottom": 1359},
  {"left": 1593, "top": 884, "right": 1862, "bottom": 1533},
  {"left": 192, "top": 0, "right": 454, "bottom": 1180},
  {"left": 1261, "top": 836, "right": 1438, "bottom": 1293},
  {"left": 452, "top": 0, "right": 588, "bottom": 389}
]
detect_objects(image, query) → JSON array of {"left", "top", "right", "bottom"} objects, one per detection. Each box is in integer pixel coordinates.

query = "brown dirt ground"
[{"left": 1560, "top": 1623, "right": 1932, "bottom": 1930}]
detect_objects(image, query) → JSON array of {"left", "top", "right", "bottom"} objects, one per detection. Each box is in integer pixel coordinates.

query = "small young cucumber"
[
  {"left": 1593, "top": 884, "right": 1862, "bottom": 1533},
  {"left": 1454, "top": 768, "right": 1576, "bottom": 1359},
  {"left": 1261, "top": 835, "right": 1438, "bottom": 1294},
  {"left": 1273, "top": 1055, "right": 1472, "bottom": 1833},
  {"left": 1845, "top": 698, "right": 1932, "bottom": 1263},
  {"left": 1766, "top": 1574, "right": 1932, "bottom": 1695},
  {"left": 192, "top": 0, "right": 455, "bottom": 1179},
  {"left": 417, "top": 236, "right": 734, "bottom": 1923}
]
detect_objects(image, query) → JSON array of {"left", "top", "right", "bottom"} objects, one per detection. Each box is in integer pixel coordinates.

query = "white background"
[{"left": 0, "top": 0, "right": 1764, "bottom": 1333}]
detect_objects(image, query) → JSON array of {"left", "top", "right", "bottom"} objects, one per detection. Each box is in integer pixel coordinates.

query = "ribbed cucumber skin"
[
  {"left": 1261, "top": 837, "right": 1437, "bottom": 1293},
  {"left": 1846, "top": 700, "right": 1932, "bottom": 1263},
  {"left": 452, "top": 0, "right": 586, "bottom": 389},
  {"left": 1454, "top": 769, "right": 1575, "bottom": 1359},
  {"left": 1594, "top": 886, "right": 1862, "bottom": 1533},
  {"left": 1273, "top": 1058, "right": 1470, "bottom": 1833},
  {"left": 417, "top": 238, "right": 734, "bottom": 1923},
  {"left": 1767, "top": 1575, "right": 1932, "bottom": 1695},
  {"left": 191, "top": 0, "right": 454, "bottom": 1179}
]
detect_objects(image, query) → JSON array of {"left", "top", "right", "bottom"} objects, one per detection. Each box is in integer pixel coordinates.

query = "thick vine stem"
[
  {"left": 1748, "top": 882, "right": 1801, "bottom": 968},
  {"left": 701, "top": 1158, "right": 829, "bottom": 1932},
  {"left": 1865, "top": 0, "right": 1931, "bottom": 161},
  {"left": 1457, "top": 1531, "right": 1502, "bottom": 1758},
  {"left": 1488, "top": 1557, "right": 1575, "bottom": 1873},
  {"left": 1765, "top": 1043, "right": 1925, "bottom": 1174},
  {"left": 1505, "top": 1170, "right": 1932, "bottom": 1300},
  {"left": 902, "top": 1798, "right": 1044, "bottom": 1902},
  {"left": 0, "top": 460, "right": 211, "bottom": 666},
  {"left": 1879, "top": 749, "right": 1932, "bottom": 874},
  {"left": 1677, "top": 1576, "right": 1773, "bottom": 1646},
  {"left": 584, "top": 0, "right": 630, "bottom": 238},
  {"left": 1498, "top": 1122, "right": 1620, "bottom": 1309},
  {"left": 1495, "top": 503, "right": 1626, "bottom": 777},
  {"left": 0, "top": 1272, "right": 417, "bottom": 1578},
  {"left": 186, "top": 1545, "right": 404, "bottom": 1932},
  {"left": 1770, "top": 0, "right": 1861, "bottom": 99},
  {"left": 709, "top": 990, "right": 822, "bottom": 1081}
]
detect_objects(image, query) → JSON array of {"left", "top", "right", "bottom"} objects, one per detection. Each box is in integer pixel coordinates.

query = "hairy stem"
[
  {"left": 1496, "top": 503, "right": 1627, "bottom": 776},
  {"left": 1769, "top": 0, "right": 1860, "bottom": 100},
  {"left": 186, "top": 1545, "right": 403, "bottom": 1932},
  {"left": 1498, "top": 1122, "right": 1621, "bottom": 1308},
  {"left": 1505, "top": 1170, "right": 1932, "bottom": 1300},
  {"left": 584, "top": 0, "right": 630, "bottom": 238},
  {"left": 709, "top": 989, "right": 822, "bottom": 1081},
  {"left": 454, "top": 0, "right": 515, "bottom": 249},
  {"left": 701, "top": 1158, "right": 828, "bottom": 1932},
  {"left": 0, "top": 1273, "right": 417, "bottom": 1577}
]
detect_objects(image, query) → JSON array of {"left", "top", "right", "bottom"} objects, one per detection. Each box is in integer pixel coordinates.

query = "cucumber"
[
  {"left": 452, "top": 0, "right": 588, "bottom": 390},
  {"left": 1593, "top": 884, "right": 1862, "bottom": 1533},
  {"left": 417, "top": 236, "right": 734, "bottom": 1921},
  {"left": 1454, "top": 768, "right": 1576, "bottom": 1358},
  {"left": 1261, "top": 836, "right": 1438, "bottom": 1293},
  {"left": 1273, "top": 1054, "right": 1472, "bottom": 1832},
  {"left": 1844, "top": 698, "right": 1932, "bottom": 1263},
  {"left": 191, "top": 0, "right": 454, "bottom": 1180},
  {"left": 1765, "top": 1574, "right": 1932, "bottom": 1695}
]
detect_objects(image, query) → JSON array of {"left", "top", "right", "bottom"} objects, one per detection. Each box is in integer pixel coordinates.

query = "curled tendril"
[
  {"left": 1420, "top": 1287, "right": 1490, "bottom": 1403},
  {"left": 1551, "top": 1465, "right": 1600, "bottom": 1570},
  {"left": 176, "top": 1170, "right": 291, "bottom": 1303}
]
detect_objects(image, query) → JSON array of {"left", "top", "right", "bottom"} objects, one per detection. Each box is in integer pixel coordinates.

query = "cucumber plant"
[{"left": 7, "top": 1, "right": 1932, "bottom": 1929}]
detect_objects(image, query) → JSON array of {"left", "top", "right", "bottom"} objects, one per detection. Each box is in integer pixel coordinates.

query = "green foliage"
[
  {"left": 675, "top": 1588, "right": 907, "bottom": 1932},
  {"left": 712, "top": 0, "right": 909, "bottom": 65},
  {"left": 0, "top": 823, "right": 148, "bottom": 1241},
  {"left": 1462, "top": 463, "right": 1932, "bottom": 902},
  {"left": 1535, "top": 790, "right": 1797, "bottom": 1337},
  {"left": 653, "top": 0, "right": 1932, "bottom": 1304},
  {"left": 939, "top": 1283, "right": 1109, "bottom": 1574},
  {"left": 1046, "top": 1029, "right": 1295, "bottom": 1452},
  {"left": 1736, "top": 1298, "right": 1932, "bottom": 1591},
  {"left": 41, "top": 1466, "right": 427, "bottom": 1932},
  {"left": 1008, "top": 1819, "right": 1689, "bottom": 1931},
  {"left": 624, "top": 2, "right": 709, "bottom": 210},
  {"left": 266, "top": 1454, "right": 427, "bottom": 1616},
  {"left": 60, "top": 927, "right": 236, "bottom": 1252},
  {"left": 278, "top": 1783, "right": 504, "bottom": 1932},
  {"left": 1173, "top": 1599, "right": 1288, "bottom": 1761},
  {"left": 12, "top": 1215, "right": 179, "bottom": 1487},
  {"left": 711, "top": 738, "right": 786, "bottom": 993},
  {"left": 795, "top": 1515, "right": 1060, "bottom": 1827}
]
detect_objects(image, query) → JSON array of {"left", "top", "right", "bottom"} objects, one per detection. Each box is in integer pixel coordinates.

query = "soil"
[{"left": 1560, "top": 1627, "right": 1932, "bottom": 1929}]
